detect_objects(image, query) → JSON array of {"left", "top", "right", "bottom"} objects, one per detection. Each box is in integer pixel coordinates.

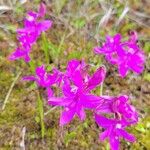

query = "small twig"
[
  {"left": 2, "top": 71, "right": 22, "bottom": 110},
  {"left": 130, "top": 9, "right": 150, "bottom": 19},
  {"left": 8, "top": 0, "right": 13, "bottom": 8},
  {"left": 0, "top": 5, "right": 12, "bottom": 11},
  {"left": 20, "top": 127, "right": 26, "bottom": 150},
  {"left": 98, "top": 7, "right": 113, "bottom": 28},
  {"left": 19, "top": 0, "right": 27, "bottom": 4},
  {"left": 94, "top": 6, "right": 113, "bottom": 42},
  {"left": 44, "top": 106, "right": 57, "bottom": 116},
  {"left": 12, "top": 0, "right": 17, "bottom": 5}
]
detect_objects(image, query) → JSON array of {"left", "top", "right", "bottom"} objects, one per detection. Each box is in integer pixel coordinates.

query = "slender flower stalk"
[{"left": 100, "top": 82, "right": 103, "bottom": 96}]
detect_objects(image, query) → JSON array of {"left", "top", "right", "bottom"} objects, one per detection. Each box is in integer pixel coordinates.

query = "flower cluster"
[
  {"left": 9, "top": 3, "right": 52, "bottom": 62},
  {"left": 23, "top": 65, "right": 62, "bottom": 97},
  {"left": 25, "top": 59, "right": 138, "bottom": 150},
  {"left": 49, "top": 60, "right": 106, "bottom": 125},
  {"left": 8, "top": 3, "right": 146, "bottom": 150},
  {"left": 95, "top": 95, "right": 138, "bottom": 150},
  {"left": 94, "top": 32, "right": 145, "bottom": 77}
]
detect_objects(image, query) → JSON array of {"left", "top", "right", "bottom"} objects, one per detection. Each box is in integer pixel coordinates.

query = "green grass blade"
[
  {"left": 42, "top": 32, "right": 50, "bottom": 64},
  {"left": 37, "top": 91, "right": 45, "bottom": 138}
]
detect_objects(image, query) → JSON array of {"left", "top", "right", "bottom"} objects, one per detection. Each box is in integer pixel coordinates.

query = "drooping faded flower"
[
  {"left": 95, "top": 114, "right": 136, "bottom": 150},
  {"left": 23, "top": 65, "right": 60, "bottom": 97},
  {"left": 94, "top": 32, "right": 145, "bottom": 77},
  {"left": 48, "top": 59, "right": 106, "bottom": 126},
  {"left": 9, "top": 3, "right": 52, "bottom": 62}
]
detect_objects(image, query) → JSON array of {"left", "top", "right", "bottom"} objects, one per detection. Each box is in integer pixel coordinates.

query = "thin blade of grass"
[
  {"left": 2, "top": 71, "right": 22, "bottom": 110},
  {"left": 37, "top": 91, "right": 45, "bottom": 138},
  {"left": 42, "top": 32, "right": 50, "bottom": 64}
]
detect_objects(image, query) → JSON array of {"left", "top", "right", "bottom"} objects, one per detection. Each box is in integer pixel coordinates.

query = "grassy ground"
[{"left": 0, "top": 0, "right": 150, "bottom": 149}]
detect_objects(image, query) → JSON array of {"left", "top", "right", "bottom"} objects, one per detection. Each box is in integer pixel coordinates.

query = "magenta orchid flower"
[
  {"left": 94, "top": 34, "right": 124, "bottom": 65},
  {"left": 95, "top": 114, "right": 136, "bottom": 150},
  {"left": 119, "top": 32, "right": 145, "bottom": 77},
  {"left": 94, "top": 32, "right": 145, "bottom": 77},
  {"left": 48, "top": 59, "right": 106, "bottom": 126},
  {"left": 110, "top": 95, "right": 138, "bottom": 123},
  {"left": 23, "top": 65, "right": 60, "bottom": 97},
  {"left": 9, "top": 3, "right": 52, "bottom": 62},
  {"left": 93, "top": 94, "right": 138, "bottom": 150},
  {"left": 95, "top": 95, "right": 138, "bottom": 124}
]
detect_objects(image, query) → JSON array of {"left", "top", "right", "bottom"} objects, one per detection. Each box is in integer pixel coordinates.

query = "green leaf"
[
  {"left": 144, "top": 42, "right": 150, "bottom": 53},
  {"left": 6, "top": 24, "right": 17, "bottom": 33},
  {"left": 42, "top": 33, "right": 50, "bottom": 64},
  {"left": 106, "top": 142, "right": 110, "bottom": 150},
  {"left": 35, "top": 116, "right": 40, "bottom": 123},
  {"left": 72, "top": 18, "right": 86, "bottom": 29},
  {"left": 37, "top": 92, "right": 45, "bottom": 138},
  {"left": 135, "top": 123, "right": 146, "bottom": 133},
  {"left": 54, "top": 0, "right": 68, "bottom": 15},
  {"left": 144, "top": 73, "right": 150, "bottom": 82},
  {"left": 64, "top": 131, "right": 77, "bottom": 146}
]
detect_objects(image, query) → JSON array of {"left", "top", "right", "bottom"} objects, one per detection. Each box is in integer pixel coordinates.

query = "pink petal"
[
  {"left": 38, "top": 20, "right": 53, "bottom": 32},
  {"left": 96, "top": 102, "right": 112, "bottom": 114},
  {"left": 80, "top": 94, "right": 102, "bottom": 109},
  {"left": 105, "top": 53, "right": 119, "bottom": 65},
  {"left": 63, "top": 79, "right": 75, "bottom": 97},
  {"left": 47, "top": 87, "right": 53, "bottom": 98},
  {"left": 87, "top": 66, "right": 106, "bottom": 90},
  {"left": 9, "top": 48, "right": 31, "bottom": 62},
  {"left": 95, "top": 114, "right": 117, "bottom": 128},
  {"left": 39, "top": 2, "right": 46, "bottom": 17},
  {"left": 118, "top": 63, "right": 128, "bottom": 78},
  {"left": 22, "top": 76, "right": 35, "bottom": 81},
  {"left": 118, "top": 129, "right": 136, "bottom": 142},
  {"left": 76, "top": 105, "right": 86, "bottom": 121},
  {"left": 99, "top": 130, "right": 109, "bottom": 141},
  {"left": 113, "top": 33, "right": 122, "bottom": 42},
  {"left": 72, "top": 70, "right": 83, "bottom": 87},
  {"left": 60, "top": 108, "right": 75, "bottom": 126},
  {"left": 66, "top": 59, "right": 81, "bottom": 75},
  {"left": 35, "top": 65, "right": 45, "bottom": 77},
  {"left": 129, "top": 31, "right": 138, "bottom": 43},
  {"left": 94, "top": 47, "right": 103, "bottom": 54},
  {"left": 48, "top": 97, "right": 72, "bottom": 106},
  {"left": 109, "top": 134, "right": 120, "bottom": 150},
  {"left": 9, "top": 48, "right": 25, "bottom": 59}
]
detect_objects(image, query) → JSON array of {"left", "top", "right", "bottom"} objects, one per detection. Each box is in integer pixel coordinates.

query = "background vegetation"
[{"left": 0, "top": 0, "right": 150, "bottom": 149}]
